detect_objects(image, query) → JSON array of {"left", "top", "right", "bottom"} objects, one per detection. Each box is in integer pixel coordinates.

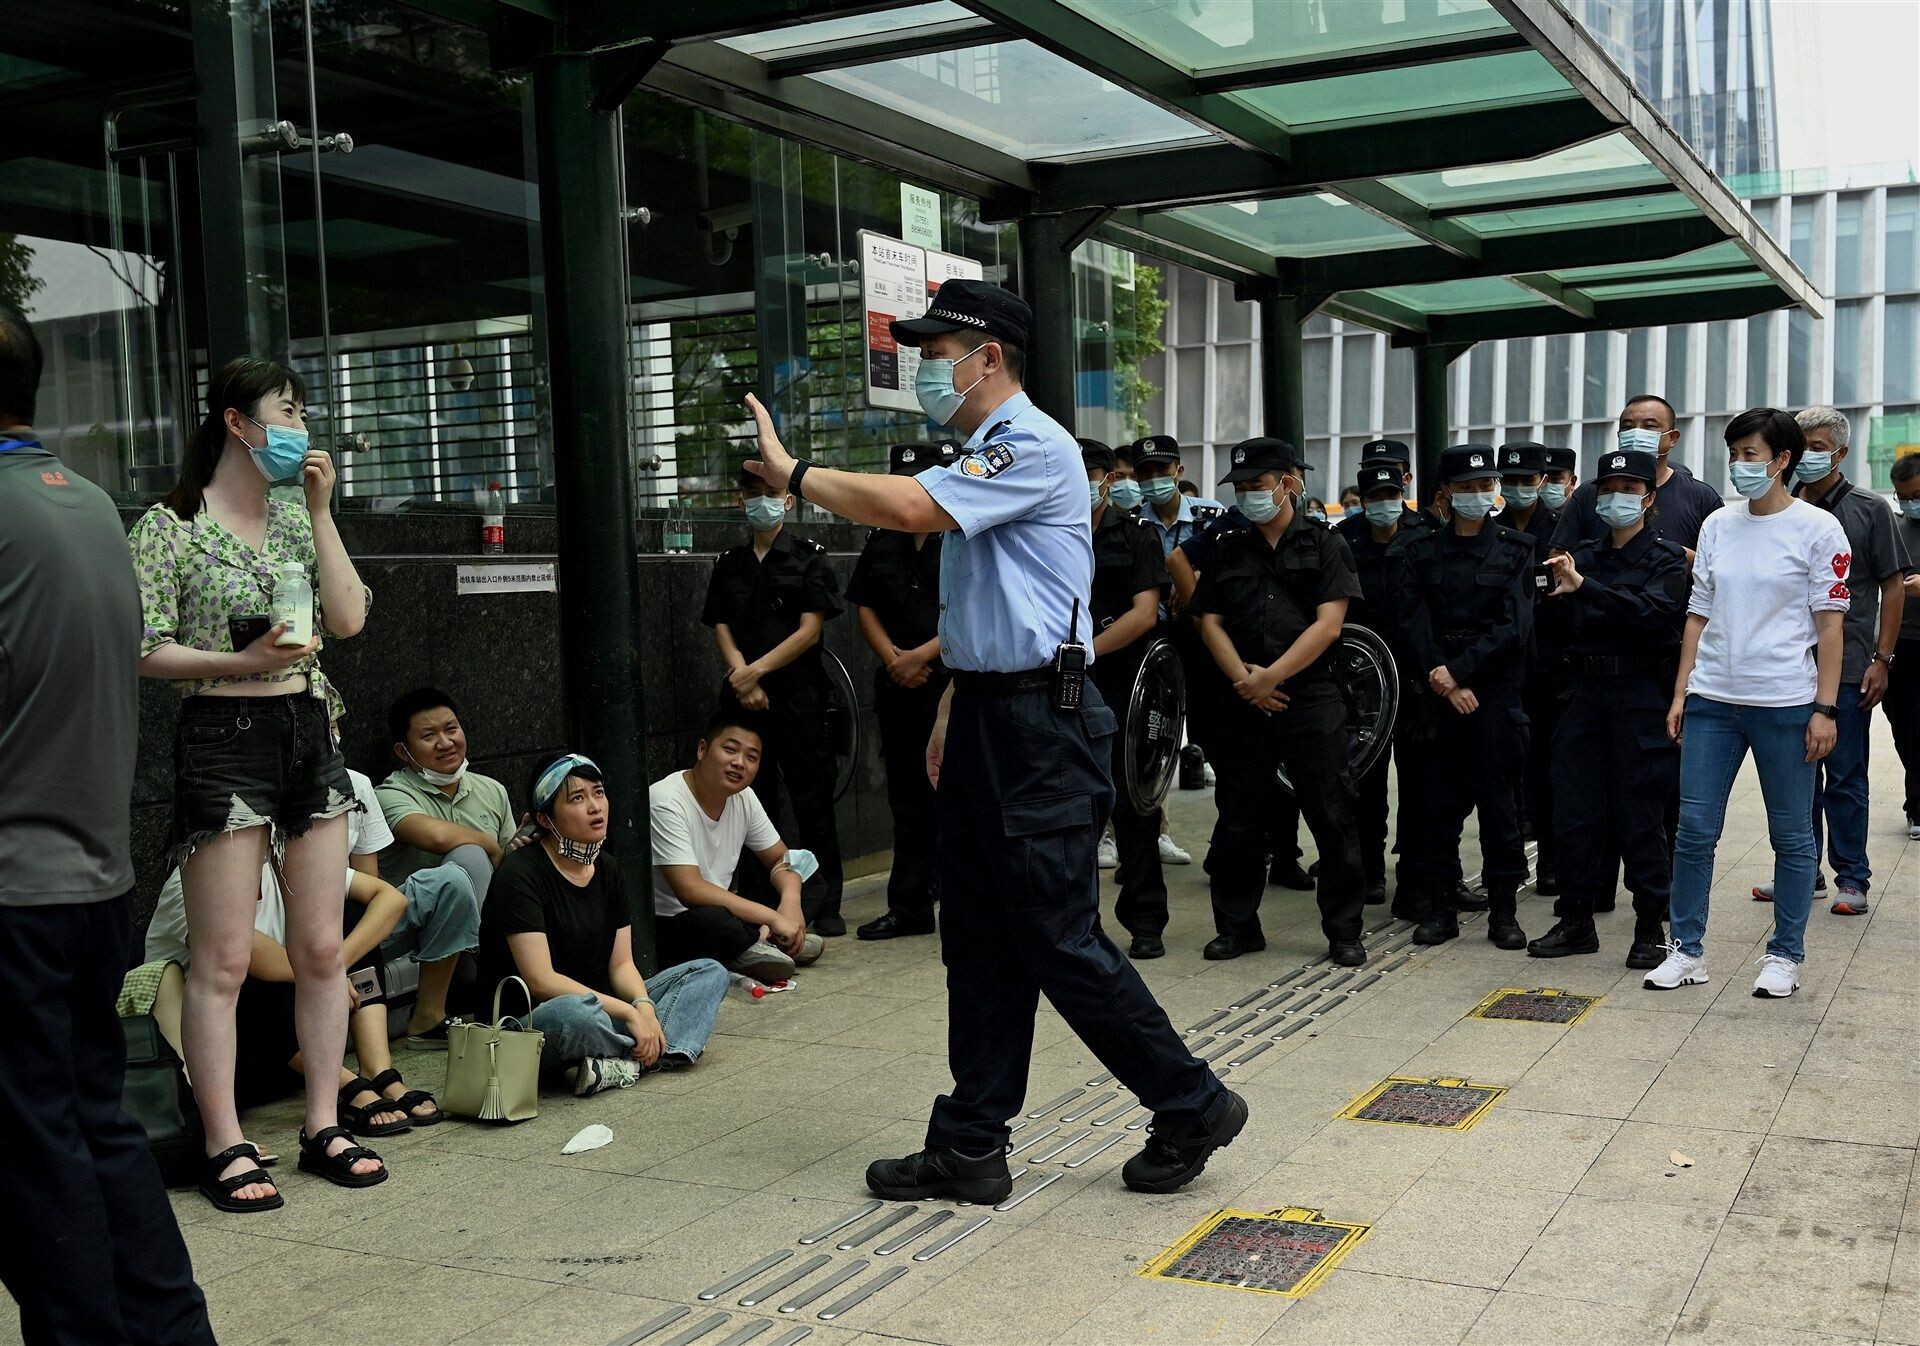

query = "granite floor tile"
[
  {"left": 1770, "top": 1070, "right": 1920, "bottom": 1149},
  {"left": 1573, "top": 1120, "right": 1766, "bottom": 1212},
  {"left": 1505, "top": 1193, "right": 1722, "bottom": 1312},
  {"left": 1730, "top": 1134, "right": 1914, "bottom": 1230},
  {"left": 1631, "top": 1061, "right": 1793, "bottom": 1134},
  {"left": 1339, "top": 1175, "right": 1565, "bottom": 1290},
  {"left": 1462, "top": 1291, "right": 1675, "bottom": 1345},
  {"left": 1681, "top": 1212, "right": 1897, "bottom": 1340},
  {"left": 1253, "top": 1269, "right": 1491, "bottom": 1344}
]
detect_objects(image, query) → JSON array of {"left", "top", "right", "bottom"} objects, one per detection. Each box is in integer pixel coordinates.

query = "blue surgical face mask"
[
  {"left": 1595, "top": 491, "right": 1645, "bottom": 529},
  {"left": 1900, "top": 498, "right": 1920, "bottom": 520},
  {"left": 1451, "top": 489, "right": 1497, "bottom": 520},
  {"left": 744, "top": 496, "right": 786, "bottom": 530},
  {"left": 1088, "top": 482, "right": 1107, "bottom": 509},
  {"left": 1107, "top": 478, "right": 1143, "bottom": 511},
  {"left": 1235, "top": 487, "right": 1280, "bottom": 524},
  {"left": 1505, "top": 483, "right": 1539, "bottom": 508},
  {"left": 245, "top": 414, "right": 309, "bottom": 485},
  {"left": 1729, "top": 460, "right": 1780, "bottom": 500},
  {"left": 1540, "top": 481, "right": 1569, "bottom": 510},
  {"left": 1364, "top": 498, "right": 1403, "bottom": 528},
  {"left": 913, "top": 345, "right": 987, "bottom": 426},
  {"left": 781, "top": 848, "right": 818, "bottom": 882},
  {"left": 1618, "top": 427, "right": 1663, "bottom": 454},
  {"left": 1794, "top": 450, "right": 1833, "bottom": 483},
  {"left": 1140, "top": 477, "right": 1178, "bottom": 505}
]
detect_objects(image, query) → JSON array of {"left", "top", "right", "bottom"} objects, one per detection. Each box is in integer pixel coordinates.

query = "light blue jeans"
[
  {"left": 377, "top": 846, "right": 485, "bottom": 965},
  {"left": 521, "top": 958, "right": 729, "bottom": 1067},
  {"left": 1670, "top": 695, "right": 1819, "bottom": 963}
]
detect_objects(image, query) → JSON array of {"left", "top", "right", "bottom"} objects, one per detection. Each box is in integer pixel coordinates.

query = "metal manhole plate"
[
  {"left": 1140, "top": 1207, "right": 1369, "bottom": 1298},
  {"left": 1337, "top": 1076, "right": 1507, "bottom": 1130},
  {"left": 1468, "top": 987, "right": 1601, "bottom": 1025}
]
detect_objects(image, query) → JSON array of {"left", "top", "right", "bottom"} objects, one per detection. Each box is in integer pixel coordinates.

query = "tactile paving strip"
[
  {"left": 1337, "top": 1076, "right": 1507, "bottom": 1130},
  {"left": 1139, "top": 1206, "right": 1369, "bottom": 1298},
  {"left": 1467, "top": 987, "right": 1600, "bottom": 1025}
]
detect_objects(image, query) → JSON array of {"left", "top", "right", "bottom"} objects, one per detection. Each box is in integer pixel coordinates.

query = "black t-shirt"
[
  {"left": 1189, "top": 510, "right": 1362, "bottom": 683},
  {"left": 701, "top": 528, "right": 842, "bottom": 685},
  {"left": 845, "top": 528, "right": 943, "bottom": 650},
  {"left": 480, "top": 843, "right": 630, "bottom": 1000}
]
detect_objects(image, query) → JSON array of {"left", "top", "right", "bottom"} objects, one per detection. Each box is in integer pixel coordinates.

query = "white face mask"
[{"left": 406, "top": 747, "right": 467, "bottom": 788}]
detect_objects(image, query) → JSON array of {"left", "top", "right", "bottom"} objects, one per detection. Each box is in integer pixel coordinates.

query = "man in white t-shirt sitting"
[{"left": 650, "top": 713, "right": 824, "bottom": 984}]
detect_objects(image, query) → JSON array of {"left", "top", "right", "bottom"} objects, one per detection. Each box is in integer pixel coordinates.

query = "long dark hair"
[{"left": 162, "top": 357, "right": 305, "bottom": 519}]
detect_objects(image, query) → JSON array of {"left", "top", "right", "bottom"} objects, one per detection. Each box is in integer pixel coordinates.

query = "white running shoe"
[
  {"left": 1158, "top": 834, "right": 1193, "bottom": 865},
  {"left": 1752, "top": 876, "right": 1826, "bottom": 901},
  {"left": 1907, "top": 817, "right": 1920, "bottom": 841},
  {"left": 570, "top": 1056, "right": 639, "bottom": 1097},
  {"left": 794, "top": 932, "right": 825, "bottom": 967},
  {"left": 1203, "top": 764, "right": 1217, "bottom": 787},
  {"left": 1752, "top": 954, "right": 1801, "bottom": 999},
  {"left": 729, "top": 939, "right": 797, "bottom": 985},
  {"left": 1097, "top": 834, "right": 1119, "bottom": 869},
  {"left": 1643, "top": 942, "right": 1709, "bottom": 990}
]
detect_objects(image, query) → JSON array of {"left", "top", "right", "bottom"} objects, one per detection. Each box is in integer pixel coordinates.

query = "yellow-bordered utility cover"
[
  {"left": 1337, "top": 1076, "right": 1507, "bottom": 1130},
  {"left": 1139, "top": 1207, "right": 1370, "bottom": 1298},
  {"left": 1467, "top": 987, "right": 1602, "bottom": 1025}
]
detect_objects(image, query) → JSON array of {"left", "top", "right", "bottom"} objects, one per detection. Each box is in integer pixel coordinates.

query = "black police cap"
[
  {"left": 1077, "top": 438, "right": 1117, "bottom": 473},
  {"left": 1130, "top": 433, "right": 1181, "bottom": 467},
  {"left": 1359, "top": 438, "right": 1411, "bottom": 466},
  {"left": 888, "top": 278, "right": 1032, "bottom": 349},
  {"left": 1221, "top": 436, "right": 1309, "bottom": 485},
  {"left": 1542, "top": 444, "right": 1577, "bottom": 473},
  {"left": 1357, "top": 462, "right": 1404, "bottom": 493},
  {"left": 1498, "top": 441, "right": 1547, "bottom": 475},
  {"left": 1439, "top": 443, "right": 1501, "bottom": 483},
  {"left": 1592, "top": 445, "right": 1657, "bottom": 485},
  {"left": 889, "top": 442, "right": 956, "bottom": 476}
]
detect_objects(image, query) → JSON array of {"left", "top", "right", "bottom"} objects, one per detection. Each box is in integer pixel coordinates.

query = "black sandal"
[
  {"left": 368, "top": 1067, "right": 442, "bottom": 1126},
  {"left": 298, "top": 1126, "right": 389, "bottom": 1188},
  {"left": 338, "top": 1075, "right": 413, "bottom": 1137},
  {"left": 199, "top": 1143, "right": 285, "bottom": 1213}
]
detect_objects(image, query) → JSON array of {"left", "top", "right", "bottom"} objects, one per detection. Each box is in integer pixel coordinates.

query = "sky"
[{"left": 1772, "top": 0, "right": 1920, "bottom": 176}]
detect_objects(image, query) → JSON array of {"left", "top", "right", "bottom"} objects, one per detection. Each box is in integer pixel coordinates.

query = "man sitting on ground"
[{"left": 651, "top": 713, "right": 824, "bottom": 984}]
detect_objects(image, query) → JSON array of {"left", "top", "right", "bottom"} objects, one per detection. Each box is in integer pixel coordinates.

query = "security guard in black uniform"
[
  {"left": 703, "top": 468, "right": 846, "bottom": 932},
  {"left": 1528, "top": 445, "right": 1686, "bottom": 968},
  {"left": 742, "top": 278, "right": 1242, "bottom": 1204},
  {"left": 846, "top": 441, "right": 958, "bottom": 940},
  {"left": 1083, "top": 438, "right": 1174, "bottom": 959},
  {"left": 1388, "top": 444, "right": 1537, "bottom": 949},
  {"left": 1335, "top": 452, "right": 1438, "bottom": 913},
  {"left": 1498, "top": 440, "right": 1564, "bottom": 896},
  {"left": 1190, "top": 437, "right": 1369, "bottom": 967}
]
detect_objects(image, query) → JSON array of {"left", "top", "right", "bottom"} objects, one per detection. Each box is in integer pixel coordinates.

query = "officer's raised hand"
[
  {"left": 742, "top": 393, "right": 796, "bottom": 493},
  {"left": 1546, "top": 552, "right": 1582, "bottom": 596}
]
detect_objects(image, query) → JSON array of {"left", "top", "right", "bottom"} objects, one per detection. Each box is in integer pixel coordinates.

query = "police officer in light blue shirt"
[
  {"left": 1131, "top": 434, "right": 1224, "bottom": 560},
  {"left": 742, "top": 278, "right": 1242, "bottom": 1206}
]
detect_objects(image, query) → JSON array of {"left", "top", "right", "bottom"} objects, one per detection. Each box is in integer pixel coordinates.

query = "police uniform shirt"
[
  {"left": 1334, "top": 507, "right": 1435, "bottom": 634},
  {"left": 916, "top": 390, "right": 1093, "bottom": 673},
  {"left": 1390, "top": 522, "right": 1536, "bottom": 685},
  {"left": 1540, "top": 531, "right": 1690, "bottom": 667},
  {"left": 701, "top": 530, "right": 842, "bottom": 682},
  {"left": 1143, "top": 489, "right": 1225, "bottom": 560},
  {"left": 1550, "top": 461, "right": 1722, "bottom": 552},
  {"left": 846, "top": 528, "right": 944, "bottom": 652},
  {"left": 1189, "top": 508, "right": 1363, "bottom": 685}
]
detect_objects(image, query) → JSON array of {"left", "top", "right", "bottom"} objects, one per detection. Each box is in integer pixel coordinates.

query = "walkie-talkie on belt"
[{"left": 1053, "top": 598, "right": 1089, "bottom": 711}]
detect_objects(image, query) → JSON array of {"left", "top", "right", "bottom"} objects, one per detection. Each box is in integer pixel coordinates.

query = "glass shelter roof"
[{"left": 589, "top": 0, "right": 1820, "bottom": 343}]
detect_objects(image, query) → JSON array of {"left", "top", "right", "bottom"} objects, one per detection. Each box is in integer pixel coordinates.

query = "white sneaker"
[
  {"left": 570, "top": 1056, "right": 639, "bottom": 1097},
  {"left": 1203, "top": 764, "right": 1217, "bottom": 787},
  {"left": 1752, "top": 876, "right": 1826, "bottom": 901},
  {"left": 1907, "top": 817, "right": 1920, "bottom": 840},
  {"left": 1643, "top": 942, "right": 1709, "bottom": 990},
  {"left": 1158, "top": 834, "right": 1193, "bottom": 865},
  {"left": 729, "top": 940, "right": 797, "bottom": 985},
  {"left": 1097, "top": 834, "right": 1119, "bottom": 869},
  {"left": 794, "top": 932, "right": 825, "bottom": 967},
  {"left": 1752, "top": 954, "right": 1801, "bottom": 999}
]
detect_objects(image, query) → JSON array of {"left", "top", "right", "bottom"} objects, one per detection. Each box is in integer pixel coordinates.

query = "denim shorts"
[{"left": 170, "top": 693, "right": 359, "bottom": 865}]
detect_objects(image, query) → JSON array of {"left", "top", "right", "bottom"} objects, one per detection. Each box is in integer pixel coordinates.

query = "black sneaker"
[
  {"left": 1121, "top": 1090, "right": 1249, "bottom": 1194},
  {"left": 1625, "top": 923, "right": 1667, "bottom": 970},
  {"left": 866, "top": 1147, "right": 1012, "bottom": 1204},
  {"left": 1527, "top": 918, "right": 1598, "bottom": 958}
]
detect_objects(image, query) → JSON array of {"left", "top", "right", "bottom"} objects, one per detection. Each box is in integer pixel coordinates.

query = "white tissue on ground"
[{"left": 563, "top": 1124, "right": 614, "bottom": 1155}]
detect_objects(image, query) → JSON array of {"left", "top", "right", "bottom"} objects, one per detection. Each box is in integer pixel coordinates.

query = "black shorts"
[{"left": 169, "top": 693, "right": 359, "bottom": 866}]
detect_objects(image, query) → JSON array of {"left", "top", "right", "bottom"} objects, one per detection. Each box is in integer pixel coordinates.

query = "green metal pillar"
[
  {"left": 1258, "top": 294, "right": 1304, "bottom": 449},
  {"left": 1413, "top": 343, "right": 1465, "bottom": 509},
  {"left": 532, "top": 53, "right": 656, "bottom": 969},
  {"left": 1016, "top": 213, "right": 1077, "bottom": 431}
]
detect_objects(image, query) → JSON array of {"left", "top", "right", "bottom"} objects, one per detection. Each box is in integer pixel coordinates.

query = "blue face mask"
[
  {"left": 1900, "top": 498, "right": 1920, "bottom": 520},
  {"left": 1540, "top": 481, "right": 1569, "bottom": 510},
  {"left": 1140, "top": 477, "right": 1178, "bottom": 505},
  {"left": 1451, "top": 489, "right": 1497, "bottom": 520},
  {"left": 744, "top": 496, "right": 786, "bottom": 530},
  {"left": 913, "top": 346, "right": 987, "bottom": 426},
  {"left": 1595, "top": 491, "right": 1645, "bottom": 529},
  {"left": 1618, "top": 427, "right": 1663, "bottom": 454},
  {"left": 246, "top": 415, "right": 309, "bottom": 485},
  {"left": 1235, "top": 487, "right": 1280, "bottom": 524},
  {"left": 1107, "top": 478, "right": 1143, "bottom": 511},
  {"left": 1794, "top": 450, "right": 1833, "bottom": 483},
  {"left": 1088, "top": 482, "right": 1107, "bottom": 510},
  {"left": 1729, "top": 460, "right": 1779, "bottom": 500},
  {"left": 1505, "top": 483, "right": 1540, "bottom": 508},
  {"left": 1364, "top": 498, "right": 1403, "bottom": 528}
]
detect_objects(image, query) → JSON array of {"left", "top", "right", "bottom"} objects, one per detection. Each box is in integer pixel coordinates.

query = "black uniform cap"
[
  {"left": 1592, "top": 445, "right": 1658, "bottom": 485},
  {"left": 1130, "top": 433, "right": 1181, "bottom": 467},
  {"left": 1359, "top": 438, "right": 1411, "bottom": 467},
  {"left": 888, "top": 278, "right": 1032, "bottom": 348},
  {"left": 889, "top": 442, "right": 957, "bottom": 475},
  {"left": 1542, "top": 444, "right": 1577, "bottom": 473},
  {"left": 1078, "top": 438, "right": 1117, "bottom": 473},
  {"left": 1439, "top": 443, "right": 1501, "bottom": 483},
  {"left": 1498, "top": 441, "right": 1547, "bottom": 475},
  {"left": 1221, "top": 436, "right": 1309, "bottom": 485},
  {"left": 1357, "top": 462, "right": 1405, "bottom": 493}
]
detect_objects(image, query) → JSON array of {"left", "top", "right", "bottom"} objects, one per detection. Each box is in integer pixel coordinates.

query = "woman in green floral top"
[{"left": 132, "top": 357, "right": 384, "bottom": 1211}]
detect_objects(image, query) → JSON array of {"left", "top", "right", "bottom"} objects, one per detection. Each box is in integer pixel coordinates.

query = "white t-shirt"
[
  {"left": 1687, "top": 497, "right": 1852, "bottom": 707},
  {"left": 649, "top": 771, "right": 779, "bottom": 918},
  {"left": 145, "top": 862, "right": 287, "bottom": 970},
  {"left": 346, "top": 768, "right": 393, "bottom": 858}
]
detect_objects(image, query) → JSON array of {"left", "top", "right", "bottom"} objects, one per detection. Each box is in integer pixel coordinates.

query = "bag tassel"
[{"left": 480, "top": 1040, "right": 506, "bottom": 1121}]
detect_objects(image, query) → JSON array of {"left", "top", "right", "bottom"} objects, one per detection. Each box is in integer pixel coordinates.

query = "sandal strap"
[
  {"left": 303, "top": 1124, "right": 355, "bottom": 1151},
  {"left": 206, "top": 1142, "right": 263, "bottom": 1173},
  {"left": 367, "top": 1067, "right": 405, "bottom": 1093},
  {"left": 337, "top": 1076, "right": 379, "bottom": 1106},
  {"left": 395, "top": 1089, "right": 438, "bottom": 1112},
  {"left": 214, "top": 1166, "right": 274, "bottom": 1195}
]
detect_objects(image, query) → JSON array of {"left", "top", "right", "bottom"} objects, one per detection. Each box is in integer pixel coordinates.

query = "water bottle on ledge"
[
  {"left": 666, "top": 498, "right": 694, "bottom": 554},
  {"left": 479, "top": 481, "right": 505, "bottom": 554}
]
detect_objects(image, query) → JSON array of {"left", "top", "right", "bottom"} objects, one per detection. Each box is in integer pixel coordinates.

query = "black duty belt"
[
  {"left": 1570, "top": 655, "right": 1675, "bottom": 678},
  {"left": 951, "top": 669, "right": 1051, "bottom": 696}
]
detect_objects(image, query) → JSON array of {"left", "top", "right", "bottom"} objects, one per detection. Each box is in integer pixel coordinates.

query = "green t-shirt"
[{"left": 375, "top": 768, "right": 514, "bottom": 883}]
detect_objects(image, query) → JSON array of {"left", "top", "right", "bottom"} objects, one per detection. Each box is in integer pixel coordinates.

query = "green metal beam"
[
  {"left": 1322, "top": 292, "right": 1429, "bottom": 336},
  {"left": 1428, "top": 180, "right": 1676, "bottom": 220},
  {"left": 1258, "top": 295, "right": 1304, "bottom": 449},
  {"left": 1090, "top": 223, "right": 1253, "bottom": 287},
  {"left": 1192, "top": 30, "right": 1534, "bottom": 94},
  {"left": 1018, "top": 213, "right": 1080, "bottom": 430},
  {"left": 1507, "top": 272, "right": 1596, "bottom": 318},
  {"left": 1330, "top": 180, "right": 1480, "bottom": 259},
  {"left": 1385, "top": 281, "right": 1788, "bottom": 346},
  {"left": 954, "top": 0, "right": 1292, "bottom": 159},
  {"left": 1103, "top": 208, "right": 1280, "bottom": 280},
  {"left": 568, "top": 0, "right": 906, "bottom": 51},
  {"left": 762, "top": 15, "right": 1007, "bottom": 78},
  {"left": 1413, "top": 344, "right": 1466, "bottom": 499}
]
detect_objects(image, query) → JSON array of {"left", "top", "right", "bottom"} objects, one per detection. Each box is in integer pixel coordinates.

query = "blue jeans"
[
  {"left": 1670, "top": 695, "right": 1819, "bottom": 962},
  {"left": 1810, "top": 689, "right": 1872, "bottom": 893},
  {"left": 522, "top": 959, "right": 729, "bottom": 1066},
  {"left": 378, "top": 848, "right": 484, "bottom": 965}
]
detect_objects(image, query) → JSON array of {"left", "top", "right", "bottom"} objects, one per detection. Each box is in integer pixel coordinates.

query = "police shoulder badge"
[{"left": 958, "top": 443, "right": 1016, "bottom": 479}]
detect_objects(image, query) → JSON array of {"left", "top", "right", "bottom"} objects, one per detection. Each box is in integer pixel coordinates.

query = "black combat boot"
[{"left": 1486, "top": 886, "right": 1526, "bottom": 950}]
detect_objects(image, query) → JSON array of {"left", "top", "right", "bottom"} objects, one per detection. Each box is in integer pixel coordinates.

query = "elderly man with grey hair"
[{"left": 1749, "top": 406, "right": 1913, "bottom": 914}]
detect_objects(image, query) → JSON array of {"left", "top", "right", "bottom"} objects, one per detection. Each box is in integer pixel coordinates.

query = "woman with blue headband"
[{"left": 476, "top": 752, "right": 728, "bottom": 1094}]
